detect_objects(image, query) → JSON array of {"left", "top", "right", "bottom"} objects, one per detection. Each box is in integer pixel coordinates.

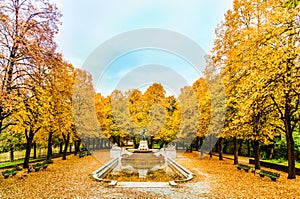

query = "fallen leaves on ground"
[
  {"left": 0, "top": 151, "right": 164, "bottom": 199},
  {"left": 0, "top": 151, "right": 299, "bottom": 199},
  {"left": 178, "top": 152, "right": 300, "bottom": 199}
]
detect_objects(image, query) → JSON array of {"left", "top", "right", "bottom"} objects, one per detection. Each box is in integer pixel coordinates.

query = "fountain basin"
[
  {"left": 121, "top": 153, "right": 165, "bottom": 170},
  {"left": 91, "top": 150, "right": 194, "bottom": 187}
]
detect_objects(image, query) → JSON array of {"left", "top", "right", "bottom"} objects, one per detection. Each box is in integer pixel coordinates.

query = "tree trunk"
[
  {"left": 200, "top": 137, "right": 203, "bottom": 147},
  {"left": 117, "top": 136, "right": 121, "bottom": 147},
  {"left": 199, "top": 137, "right": 204, "bottom": 157},
  {"left": 74, "top": 140, "right": 80, "bottom": 155},
  {"left": 92, "top": 138, "right": 95, "bottom": 151},
  {"left": 195, "top": 136, "right": 200, "bottom": 151},
  {"left": 59, "top": 141, "right": 63, "bottom": 154},
  {"left": 209, "top": 135, "right": 213, "bottom": 158},
  {"left": 219, "top": 137, "right": 223, "bottom": 160},
  {"left": 23, "top": 129, "right": 35, "bottom": 168},
  {"left": 86, "top": 138, "right": 89, "bottom": 150},
  {"left": 104, "top": 139, "right": 107, "bottom": 148},
  {"left": 269, "top": 144, "right": 274, "bottom": 160},
  {"left": 215, "top": 140, "right": 219, "bottom": 153},
  {"left": 253, "top": 140, "right": 261, "bottom": 170},
  {"left": 286, "top": 121, "right": 296, "bottom": 179},
  {"left": 223, "top": 139, "right": 227, "bottom": 154},
  {"left": 150, "top": 136, "right": 154, "bottom": 149},
  {"left": 62, "top": 133, "right": 70, "bottom": 160},
  {"left": 133, "top": 136, "right": 137, "bottom": 149},
  {"left": 233, "top": 137, "right": 238, "bottom": 165},
  {"left": 98, "top": 138, "right": 101, "bottom": 150},
  {"left": 0, "top": 119, "right": 3, "bottom": 135},
  {"left": 238, "top": 140, "right": 243, "bottom": 156},
  {"left": 47, "top": 131, "right": 53, "bottom": 160},
  {"left": 160, "top": 140, "right": 164, "bottom": 149},
  {"left": 33, "top": 142, "right": 37, "bottom": 159},
  {"left": 247, "top": 140, "right": 251, "bottom": 157},
  {"left": 95, "top": 138, "right": 98, "bottom": 150},
  {"left": 69, "top": 143, "right": 72, "bottom": 153},
  {"left": 99, "top": 138, "right": 103, "bottom": 149},
  {"left": 10, "top": 146, "right": 14, "bottom": 162},
  {"left": 99, "top": 138, "right": 102, "bottom": 150}
]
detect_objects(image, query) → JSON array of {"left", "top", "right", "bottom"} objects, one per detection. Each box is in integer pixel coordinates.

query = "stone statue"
[{"left": 141, "top": 129, "right": 146, "bottom": 140}]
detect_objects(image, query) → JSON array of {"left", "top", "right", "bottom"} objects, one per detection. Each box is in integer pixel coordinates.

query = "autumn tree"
[
  {"left": 95, "top": 93, "right": 112, "bottom": 146},
  {"left": 142, "top": 83, "right": 168, "bottom": 146},
  {"left": 260, "top": 1, "right": 300, "bottom": 178},
  {"left": 192, "top": 78, "right": 213, "bottom": 155},
  {"left": 210, "top": 0, "right": 258, "bottom": 164},
  {"left": 96, "top": 83, "right": 180, "bottom": 148},
  {"left": 127, "top": 89, "right": 147, "bottom": 147},
  {"left": 14, "top": 85, "right": 49, "bottom": 168},
  {"left": 211, "top": 0, "right": 300, "bottom": 178},
  {"left": 158, "top": 96, "right": 180, "bottom": 145},
  {"left": 0, "top": 0, "right": 61, "bottom": 134},
  {"left": 176, "top": 86, "right": 199, "bottom": 150},
  {"left": 109, "top": 90, "right": 132, "bottom": 146},
  {"left": 73, "top": 69, "right": 100, "bottom": 150}
]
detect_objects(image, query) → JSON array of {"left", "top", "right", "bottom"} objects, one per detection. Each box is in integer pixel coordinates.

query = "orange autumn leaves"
[{"left": 93, "top": 81, "right": 212, "bottom": 145}]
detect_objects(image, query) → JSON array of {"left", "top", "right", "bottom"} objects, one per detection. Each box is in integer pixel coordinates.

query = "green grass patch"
[
  {"left": 264, "top": 159, "right": 300, "bottom": 168},
  {"left": 0, "top": 148, "right": 59, "bottom": 162},
  {"left": 0, "top": 158, "right": 44, "bottom": 169}
]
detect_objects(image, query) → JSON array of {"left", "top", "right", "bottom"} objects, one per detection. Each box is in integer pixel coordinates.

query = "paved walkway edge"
[{"left": 115, "top": 182, "right": 173, "bottom": 188}]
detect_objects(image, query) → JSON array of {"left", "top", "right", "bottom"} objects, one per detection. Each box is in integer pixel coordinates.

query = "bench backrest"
[{"left": 260, "top": 170, "right": 280, "bottom": 177}]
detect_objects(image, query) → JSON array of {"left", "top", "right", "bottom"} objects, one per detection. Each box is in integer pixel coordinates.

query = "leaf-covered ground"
[
  {"left": 176, "top": 152, "right": 300, "bottom": 199},
  {"left": 0, "top": 151, "right": 299, "bottom": 198}
]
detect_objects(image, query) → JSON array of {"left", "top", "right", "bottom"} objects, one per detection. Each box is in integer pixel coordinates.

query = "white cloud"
[{"left": 53, "top": 0, "right": 233, "bottom": 95}]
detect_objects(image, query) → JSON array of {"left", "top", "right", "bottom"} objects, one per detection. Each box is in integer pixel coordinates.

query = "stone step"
[{"left": 115, "top": 182, "right": 172, "bottom": 188}]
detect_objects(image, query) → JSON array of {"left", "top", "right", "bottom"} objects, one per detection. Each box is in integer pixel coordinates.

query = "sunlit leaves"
[{"left": 211, "top": 0, "right": 300, "bottom": 178}]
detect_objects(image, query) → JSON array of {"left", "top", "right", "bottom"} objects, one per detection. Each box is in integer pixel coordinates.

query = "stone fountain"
[
  {"left": 111, "top": 139, "right": 165, "bottom": 178},
  {"left": 92, "top": 142, "right": 194, "bottom": 187}
]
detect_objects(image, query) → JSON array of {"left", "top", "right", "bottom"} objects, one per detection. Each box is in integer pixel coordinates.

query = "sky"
[{"left": 54, "top": 0, "right": 233, "bottom": 96}]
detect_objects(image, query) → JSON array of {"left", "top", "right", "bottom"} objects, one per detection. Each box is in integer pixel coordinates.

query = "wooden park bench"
[
  {"left": 33, "top": 161, "right": 48, "bottom": 172},
  {"left": 2, "top": 168, "right": 17, "bottom": 179},
  {"left": 258, "top": 169, "right": 280, "bottom": 181},
  {"left": 86, "top": 151, "right": 92, "bottom": 156},
  {"left": 236, "top": 164, "right": 251, "bottom": 172},
  {"left": 79, "top": 152, "right": 85, "bottom": 158}
]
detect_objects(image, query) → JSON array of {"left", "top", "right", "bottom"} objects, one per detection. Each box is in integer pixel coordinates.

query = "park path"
[
  {"left": 2, "top": 151, "right": 299, "bottom": 198},
  {"left": 140, "top": 153, "right": 212, "bottom": 199}
]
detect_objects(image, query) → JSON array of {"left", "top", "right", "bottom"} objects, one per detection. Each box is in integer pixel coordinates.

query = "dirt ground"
[{"left": 0, "top": 150, "right": 299, "bottom": 199}]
